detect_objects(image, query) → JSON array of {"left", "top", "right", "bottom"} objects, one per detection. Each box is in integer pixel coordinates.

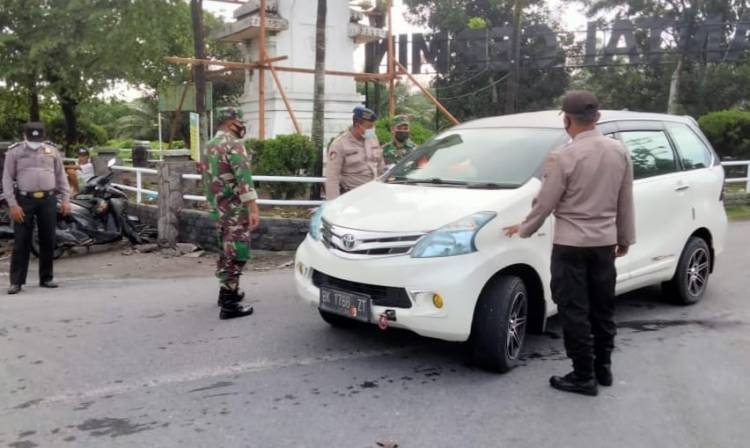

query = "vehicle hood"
[{"left": 322, "top": 180, "right": 530, "bottom": 232}]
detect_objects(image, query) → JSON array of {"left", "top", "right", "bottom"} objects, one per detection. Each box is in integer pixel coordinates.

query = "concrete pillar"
[
  {"left": 93, "top": 148, "right": 120, "bottom": 176},
  {"left": 157, "top": 153, "right": 196, "bottom": 248}
]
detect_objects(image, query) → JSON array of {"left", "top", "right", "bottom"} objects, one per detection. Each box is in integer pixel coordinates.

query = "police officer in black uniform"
[{"left": 2, "top": 123, "right": 71, "bottom": 294}]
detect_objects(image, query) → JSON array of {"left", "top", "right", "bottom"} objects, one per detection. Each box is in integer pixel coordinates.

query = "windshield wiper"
[
  {"left": 466, "top": 182, "right": 519, "bottom": 189},
  {"left": 414, "top": 177, "right": 469, "bottom": 186}
]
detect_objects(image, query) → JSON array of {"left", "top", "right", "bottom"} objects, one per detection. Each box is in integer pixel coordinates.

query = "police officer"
[
  {"left": 382, "top": 114, "right": 416, "bottom": 166},
  {"left": 325, "top": 106, "right": 384, "bottom": 200},
  {"left": 504, "top": 91, "right": 635, "bottom": 396},
  {"left": 3, "top": 123, "right": 71, "bottom": 294},
  {"left": 199, "top": 107, "right": 258, "bottom": 320}
]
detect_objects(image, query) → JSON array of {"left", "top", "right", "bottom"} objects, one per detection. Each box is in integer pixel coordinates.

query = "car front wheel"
[{"left": 470, "top": 275, "right": 528, "bottom": 373}]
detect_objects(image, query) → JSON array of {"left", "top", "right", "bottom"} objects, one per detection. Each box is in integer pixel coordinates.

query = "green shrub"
[
  {"left": 698, "top": 109, "right": 750, "bottom": 160},
  {"left": 375, "top": 117, "right": 433, "bottom": 146},
  {"left": 254, "top": 134, "right": 318, "bottom": 200}
]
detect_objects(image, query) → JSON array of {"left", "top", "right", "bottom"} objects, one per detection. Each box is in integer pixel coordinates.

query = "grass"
[{"left": 726, "top": 205, "right": 750, "bottom": 221}]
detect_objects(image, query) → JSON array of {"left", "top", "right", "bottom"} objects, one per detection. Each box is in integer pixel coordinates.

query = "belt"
[{"left": 18, "top": 190, "right": 55, "bottom": 199}]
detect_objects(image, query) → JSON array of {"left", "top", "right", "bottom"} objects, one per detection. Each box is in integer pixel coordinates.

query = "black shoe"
[
  {"left": 40, "top": 281, "right": 59, "bottom": 289},
  {"left": 7, "top": 285, "right": 22, "bottom": 295},
  {"left": 550, "top": 372, "right": 598, "bottom": 396},
  {"left": 595, "top": 364, "right": 613, "bottom": 387},
  {"left": 217, "top": 287, "right": 245, "bottom": 307},
  {"left": 219, "top": 302, "right": 254, "bottom": 320}
]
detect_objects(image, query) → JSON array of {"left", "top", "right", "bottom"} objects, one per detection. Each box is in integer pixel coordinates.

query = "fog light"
[{"left": 432, "top": 294, "right": 444, "bottom": 309}]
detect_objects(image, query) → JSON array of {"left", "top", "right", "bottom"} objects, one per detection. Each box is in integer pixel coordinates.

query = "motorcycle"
[{"left": 30, "top": 158, "right": 155, "bottom": 259}]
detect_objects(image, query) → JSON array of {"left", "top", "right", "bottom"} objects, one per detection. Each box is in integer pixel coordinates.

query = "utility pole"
[{"left": 505, "top": 0, "right": 523, "bottom": 114}]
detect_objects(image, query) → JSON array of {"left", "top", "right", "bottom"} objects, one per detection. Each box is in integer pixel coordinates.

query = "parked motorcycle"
[{"left": 30, "top": 158, "right": 155, "bottom": 259}]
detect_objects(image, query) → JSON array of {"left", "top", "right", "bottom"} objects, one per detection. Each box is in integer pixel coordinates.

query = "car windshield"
[{"left": 385, "top": 127, "right": 565, "bottom": 188}]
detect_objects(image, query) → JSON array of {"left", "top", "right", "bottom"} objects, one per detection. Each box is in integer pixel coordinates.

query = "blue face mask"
[{"left": 364, "top": 128, "right": 376, "bottom": 140}]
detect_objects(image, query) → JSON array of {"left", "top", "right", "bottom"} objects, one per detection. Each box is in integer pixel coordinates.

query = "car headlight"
[
  {"left": 411, "top": 211, "right": 496, "bottom": 258},
  {"left": 309, "top": 205, "right": 325, "bottom": 241}
]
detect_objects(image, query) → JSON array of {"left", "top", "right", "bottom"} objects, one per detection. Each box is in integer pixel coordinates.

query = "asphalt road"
[{"left": 1, "top": 222, "right": 749, "bottom": 448}]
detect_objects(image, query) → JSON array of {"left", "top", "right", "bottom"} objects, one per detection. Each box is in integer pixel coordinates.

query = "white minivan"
[{"left": 294, "top": 110, "right": 728, "bottom": 372}]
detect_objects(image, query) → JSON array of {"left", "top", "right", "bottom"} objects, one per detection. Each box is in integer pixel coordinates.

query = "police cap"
[
  {"left": 561, "top": 90, "right": 600, "bottom": 115},
  {"left": 23, "top": 122, "right": 45, "bottom": 142},
  {"left": 353, "top": 106, "right": 377, "bottom": 122}
]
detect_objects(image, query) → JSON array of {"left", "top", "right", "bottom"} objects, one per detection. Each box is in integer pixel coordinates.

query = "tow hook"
[{"left": 378, "top": 309, "right": 397, "bottom": 330}]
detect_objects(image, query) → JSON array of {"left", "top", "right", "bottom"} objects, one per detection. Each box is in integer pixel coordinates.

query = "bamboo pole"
[
  {"left": 166, "top": 56, "right": 390, "bottom": 80},
  {"left": 387, "top": 0, "right": 395, "bottom": 117},
  {"left": 264, "top": 48, "right": 302, "bottom": 134},
  {"left": 396, "top": 62, "right": 459, "bottom": 125},
  {"left": 165, "top": 55, "right": 287, "bottom": 69},
  {"left": 259, "top": 0, "right": 266, "bottom": 140}
]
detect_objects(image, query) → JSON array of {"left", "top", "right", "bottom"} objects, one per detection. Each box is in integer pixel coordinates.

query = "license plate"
[{"left": 319, "top": 288, "right": 371, "bottom": 323}]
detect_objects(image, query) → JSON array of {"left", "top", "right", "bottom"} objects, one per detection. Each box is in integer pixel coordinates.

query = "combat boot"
[
  {"left": 217, "top": 287, "right": 245, "bottom": 307},
  {"left": 550, "top": 372, "right": 598, "bottom": 396},
  {"left": 595, "top": 351, "right": 613, "bottom": 386},
  {"left": 219, "top": 301, "right": 254, "bottom": 320}
]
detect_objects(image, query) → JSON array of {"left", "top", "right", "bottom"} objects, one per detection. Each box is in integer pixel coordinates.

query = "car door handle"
[{"left": 675, "top": 185, "right": 690, "bottom": 192}]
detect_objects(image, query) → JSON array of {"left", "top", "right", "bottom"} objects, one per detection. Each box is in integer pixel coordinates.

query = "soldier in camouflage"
[
  {"left": 382, "top": 115, "right": 417, "bottom": 166},
  {"left": 198, "top": 107, "right": 259, "bottom": 320}
]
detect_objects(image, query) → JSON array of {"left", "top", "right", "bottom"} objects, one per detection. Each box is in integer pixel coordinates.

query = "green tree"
[
  {"left": 582, "top": 0, "right": 750, "bottom": 115},
  {"left": 0, "top": 1, "right": 195, "bottom": 150},
  {"left": 403, "top": 0, "right": 570, "bottom": 120}
]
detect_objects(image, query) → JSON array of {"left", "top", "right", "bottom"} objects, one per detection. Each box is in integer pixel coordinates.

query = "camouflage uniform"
[
  {"left": 198, "top": 130, "right": 258, "bottom": 290},
  {"left": 382, "top": 114, "right": 416, "bottom": 165},
  {"left": 382, "top": 139, "right": 417, "bottom": 165}
]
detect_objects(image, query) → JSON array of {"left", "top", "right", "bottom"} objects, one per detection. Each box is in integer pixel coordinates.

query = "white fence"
[{"left": 84, "top": 161, "right": 750, "bottom": 206}]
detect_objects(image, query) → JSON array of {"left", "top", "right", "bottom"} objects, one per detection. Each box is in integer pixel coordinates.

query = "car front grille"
[
  {"left": 312, "top": 271, "right": 412, "bottom": 309},
  {"left": 321, "top": 220, "right": 425, "bottom": 258}
]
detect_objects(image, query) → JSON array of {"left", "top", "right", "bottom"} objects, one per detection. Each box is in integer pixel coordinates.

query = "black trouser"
[
  {"left": 10, "top": 195, "right": 57, "bottom": 286},
  {"left": 551, "top": 244, "right": 617, "bottom": 378}
]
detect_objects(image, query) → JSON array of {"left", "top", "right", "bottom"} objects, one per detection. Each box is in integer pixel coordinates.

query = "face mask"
[
  {"left": 228, "top": 121, "right": 247, "bottom": 139},
  {"left": 27, "top": 141, "right": 42, "bottom": 150},
  {"left": 395, "top": 131, "right": 409, "bottom": 143},
  {"left": 363, "top": 128, "right": 376, "bottom": 140}
]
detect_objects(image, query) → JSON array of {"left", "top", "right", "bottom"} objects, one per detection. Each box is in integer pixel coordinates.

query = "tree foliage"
[
  {"left": 403, "top": 0, "right": 570, "bottom": 120},
  {"left": 698, "top": 109, "right": 750, "bottom": 159}
]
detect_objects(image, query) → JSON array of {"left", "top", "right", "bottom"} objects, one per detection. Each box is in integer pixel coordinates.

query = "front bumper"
[{"left": 294, "top": 235, "right": 492, "bottom": 342}]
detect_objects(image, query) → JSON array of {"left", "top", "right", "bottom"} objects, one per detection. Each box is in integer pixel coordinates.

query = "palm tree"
[{"left": 311, "top": 0, "right": 327, "bottom": 199}]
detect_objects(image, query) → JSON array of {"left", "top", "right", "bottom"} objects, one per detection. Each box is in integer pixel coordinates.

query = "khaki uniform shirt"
[
  {"left": 519, "top": 129, "right": 636, "bottom": 247},
  {"left": 325, "top": 128, "right": 384, "bottom": 200},
  {"left": 2, "top": 141, "right": 71, "bottom": 208}
]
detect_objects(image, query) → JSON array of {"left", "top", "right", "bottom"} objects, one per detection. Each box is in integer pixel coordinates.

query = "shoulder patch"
[{"left": 328, "top": 150, "right": 338, "bottom": 161}]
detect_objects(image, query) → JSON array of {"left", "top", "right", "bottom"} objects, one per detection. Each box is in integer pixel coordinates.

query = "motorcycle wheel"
[{"left": 30, "top": 222, "right": 66, "bottom": 260}]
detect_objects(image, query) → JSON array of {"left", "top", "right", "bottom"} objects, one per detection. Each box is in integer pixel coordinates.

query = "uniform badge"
[
  {"left": 329, "top": 151, "right": 338, "bottom": 161},
  {"left": 44, "top": 146, "right": 53, "bottom": 155}
]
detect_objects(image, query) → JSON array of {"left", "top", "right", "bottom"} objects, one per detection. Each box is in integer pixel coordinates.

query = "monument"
[{"left": 214, "top": 0, "right": 385, "bottom": 141}]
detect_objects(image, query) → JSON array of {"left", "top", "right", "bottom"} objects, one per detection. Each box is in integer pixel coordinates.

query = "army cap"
[
  {"left": 353, "top": 105, "right": 377, "bottom": 122},
  {"left": 215, "top": 107, "right": 244, "bottom": 124},
  {"left": 23, "top": 122, "right": 45, "bottom": 142},
  {"left": 561, "top": 90, "right": 600, "bottom": 115},
  {"left": 392, "top": 115, "right": 410, "bottom": 127}
]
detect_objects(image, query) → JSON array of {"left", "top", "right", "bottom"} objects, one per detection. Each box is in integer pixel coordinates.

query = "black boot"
[
  {"left": 595, "top": 364, "right": 613, "bottom": 387},
  {"left": 219, "top": 301, "right": 254, "bottom": 320},
  {"left": 549, "top": 372, "right": 598, "bottom": 396},
  {"left": 217, "top": 287, "right": 245, "bottom": 307}
]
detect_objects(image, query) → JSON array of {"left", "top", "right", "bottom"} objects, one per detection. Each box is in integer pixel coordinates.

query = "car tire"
[
  {"left": 319, "top": 309, "right": 360, "bottom": 328},
  {"left": 470, "top": 275, "right": 528, "bottom": 373},
  {"left": 663, "top": 237, "right": 711, "bottom": 305}
]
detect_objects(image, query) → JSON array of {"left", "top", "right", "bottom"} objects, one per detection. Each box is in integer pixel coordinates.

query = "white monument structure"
[{"left": 214, "top": 0, "right": 385, "bottom": 141}]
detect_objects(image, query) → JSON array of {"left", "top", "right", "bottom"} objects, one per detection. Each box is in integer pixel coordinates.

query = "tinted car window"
[
  {"left": 620, "top": 131, "right": 678, "bottom": 180},
  {"left": 386, "top": 128, "right": 564, "bottom": 188},
  {"left": 667, "top": 123, "right": 712, "bottom": 170}
]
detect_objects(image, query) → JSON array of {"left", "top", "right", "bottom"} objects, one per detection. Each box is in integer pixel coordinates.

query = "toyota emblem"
[{"left": 341, "top": 234, "right": 357, "bottom": 251}]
